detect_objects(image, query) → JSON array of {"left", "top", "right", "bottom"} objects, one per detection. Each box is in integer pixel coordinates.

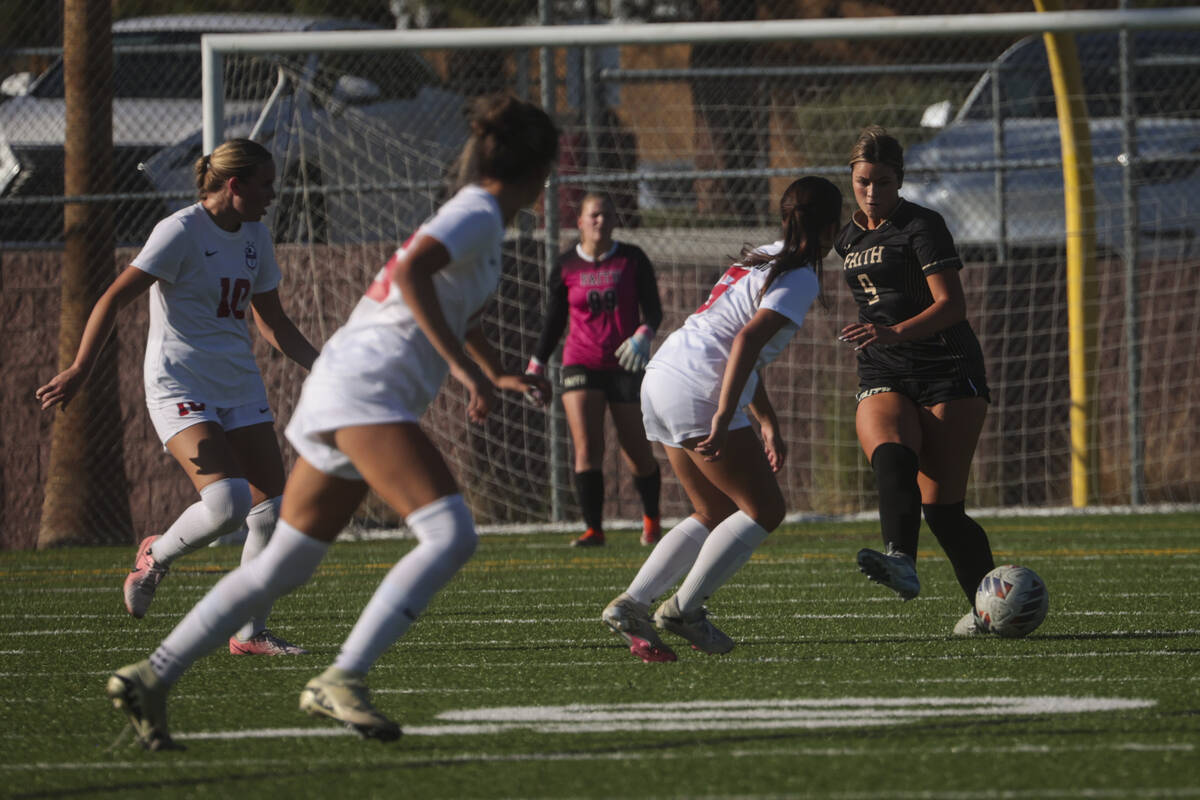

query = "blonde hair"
[
  {"left": 577, "top": 192, "right": 613, "bottom": 218},
  {"left": 848, "top": 125, "right": 904, "bottom": 184},
  {"left": 194, "top": 138, "right": 273, "bottom": 199}
]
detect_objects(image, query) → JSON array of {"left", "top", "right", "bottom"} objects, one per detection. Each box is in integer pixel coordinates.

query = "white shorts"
[
  {"left": 284, "top": 368, "right": 423, "bottom": 481},
  {"left": 147, "top": 398, "right": 274, "bottom": 446},
  {"left": 639, "top": 367, "right": 751, "bottom": 448}
]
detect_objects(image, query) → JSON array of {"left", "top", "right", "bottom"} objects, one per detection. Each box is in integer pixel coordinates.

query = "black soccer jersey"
[{"left": 834, "top": 199, "right": 987, "bottom": 383}]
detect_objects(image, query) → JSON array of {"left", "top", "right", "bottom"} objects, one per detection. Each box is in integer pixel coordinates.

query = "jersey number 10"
[{"left": 217, "top": 277, "right": 252, "bottom": 319}]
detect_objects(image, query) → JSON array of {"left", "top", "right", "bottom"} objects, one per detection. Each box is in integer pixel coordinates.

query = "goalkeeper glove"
[
  {"left": 524, "top": 357, "right": 546, "bottom": 404},
  {"left": 615, "top": 325, "right": 654, "bottom": 372}
]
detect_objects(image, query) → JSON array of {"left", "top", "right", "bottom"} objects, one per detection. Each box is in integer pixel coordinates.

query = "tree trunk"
[{"left": 38, "top": 0, "right": 131, "bottom": 548}]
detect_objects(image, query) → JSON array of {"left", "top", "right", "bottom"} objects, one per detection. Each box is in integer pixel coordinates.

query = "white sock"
[
  {"left": 150, "top": 478, "right": 253, "bottom": 566},
  {"left": 234, "top": 496, "right": 281, "bottom": 642},
  {"left": 149, "top": 520, "right": 328, "bottom": 685},
  {"left": 334, "top": 494, "right": 477, "bottom": 675},
  {"left": 674, "top": 511, "right": 770, "bottom": 613},
  {"left": 625, "top": 516, "right": 710, "bottom": 606}
]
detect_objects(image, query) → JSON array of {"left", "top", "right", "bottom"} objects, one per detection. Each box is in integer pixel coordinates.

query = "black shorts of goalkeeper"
[{"left": 560, "top": 364, "right": 643, "bottom": 404}]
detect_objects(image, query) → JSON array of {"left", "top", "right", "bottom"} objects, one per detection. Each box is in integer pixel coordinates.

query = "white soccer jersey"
[
  {"left": 300, "top": 184, "right": 505, "bottom": 425},
  {"left": 647, "top": 241, "right": 819, "bottom": 412},
  {"left": 133, "top": 203, "right": 281, "bottom": 407}
]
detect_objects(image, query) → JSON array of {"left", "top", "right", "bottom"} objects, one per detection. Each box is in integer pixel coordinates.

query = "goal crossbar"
[{"left": 201, "top": 7, "right": 1200, "bottom": 151}]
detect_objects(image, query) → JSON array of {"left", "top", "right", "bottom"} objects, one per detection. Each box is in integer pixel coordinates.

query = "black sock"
[
  {"left": 871, "top": 443, "right": 921, "bottom": 559},
  {"left": 632, "top": 468, "right": 661, "bottom": 519},
  {"left": 573, "top": 469, "right": 604, "bottom": 532},
  {"left": 923, "top": 501, "right": 995, "bottom": 604}
]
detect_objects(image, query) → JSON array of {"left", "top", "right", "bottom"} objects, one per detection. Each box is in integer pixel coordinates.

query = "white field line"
[
  {"left": 3, "top": 568, "right": 1197, "bottom": 597},
  {"left": 5, "top": 610, "right": 1200, "bottom": 637},
  {"left": 0, "top": 594, "right": 1186, "bottom": 625},
  {"left": 9, "top": 671, "right": 1200, "bottom": 710},
  {"left": 1, "top": 643, "right": 1197, "bottom": 680},
  {"left": 3, "top": 741, "right": 1199, "bottom": 786},
  {"left": 2, "top": 697, "right": 1166, "bottom": 747},
  {"left": 7, "top": 674, "right": 1200, "bottom": 714}
]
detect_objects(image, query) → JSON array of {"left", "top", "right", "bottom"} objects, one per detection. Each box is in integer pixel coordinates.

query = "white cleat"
[
  {"left": 953, "top": 609, "right": 988, "bottom": 636},
  {"left": 300, "top": 667, "right": 401, "bottom": 742},
  {"left": 653, "top": 594, "right": 734, "bottom": 655},
  {"left": 105, "top": 659, "right": 181, "bottom": 751}
]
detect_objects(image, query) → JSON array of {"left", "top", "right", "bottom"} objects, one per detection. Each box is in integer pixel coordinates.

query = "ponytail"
[
  {"left": 194, "top": 138, "right": 272, "bottom": 199},
  {"left": 743, "top": 176, "right": 843, "bottom": 309}
]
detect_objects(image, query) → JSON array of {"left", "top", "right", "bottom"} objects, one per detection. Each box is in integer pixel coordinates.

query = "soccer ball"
[{"left": 974, "top": 565, "right": 1049, "bottom": 638}]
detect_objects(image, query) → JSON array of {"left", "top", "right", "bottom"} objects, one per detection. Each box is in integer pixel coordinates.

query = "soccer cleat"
[
  {"left": 856, "top": 547, "right": 921, "bottom": 601},
  {"left": 300, "top": 667, "right": 401, "bottom": 742},
  {"left": 602, "top": 593, "right": 677, "bottom": 662},
  {"left": 229, "top": 629, "right": 309, "bottom": 655},
  {"left": 570, "top": 528, "right": 605, "bottom": 547},
  {"left": 640, "top": 515, "right": 661, "bottom": 547},
  {"left": 123, "top": 535, "right": 168, "bottom": 619},
  {"left": 652, "top": 594, "right": 735, "bottom": 655},
  {"left": 953, "top": 609, "right": 988, "bottom": 636},
  {"left": 105, "top": 659, "right": 181, "bottom": 751}
]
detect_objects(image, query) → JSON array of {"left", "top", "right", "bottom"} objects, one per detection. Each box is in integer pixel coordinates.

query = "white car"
[
  {"left": 902, "top": 30, "right": 1200, "bottom": 259},
  {"left": 0, "top": 14, "right": 468, "bottom": 245}
]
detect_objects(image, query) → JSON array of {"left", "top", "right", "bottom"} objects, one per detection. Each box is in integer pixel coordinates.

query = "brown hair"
[
  {"left": 454, "top": 93, "right": 559, "bottom": 186},
  {"left": 194, "top": 138, "right": 273, "bottom": 199},
  {"left": 848, "top": 124, "right": 904, "bottom": 185},
  {"left": 741, "top": 176, "right": 843, "bottom": 309}
]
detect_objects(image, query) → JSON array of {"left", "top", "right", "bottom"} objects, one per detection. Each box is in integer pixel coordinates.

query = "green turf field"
[{"left": 2, "top": 513, "right": 1198, "bottom": 799}]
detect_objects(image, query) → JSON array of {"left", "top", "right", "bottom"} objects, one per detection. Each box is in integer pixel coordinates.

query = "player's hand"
[
  {"left": 761, "top": 424, "right": 787, "bottom": 472},
  {"left": 501, "top": 372, "right": 551, "bottom": 409},
  {"left": 35, "top": 366, "right": 85, "bottom": 411},
  {"left": 838, "top": 322, "right": 901, "bottom": 351},
  {"left": 451, "top": 361, "right": 496, "bottom": 424},
  {"left": 694, "top": 414, "right": 731, "bottom": 461},
  {"left": 615, "top": 325, "right": 654, "bottom": 372}
]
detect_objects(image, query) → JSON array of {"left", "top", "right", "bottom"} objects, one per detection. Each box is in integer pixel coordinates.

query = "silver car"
[
  {"left": 0, "top": 14, "right": 468, "bottom": 245},
  {"left": 902, "top": 30, "right": 1200, "bottom": 258}
]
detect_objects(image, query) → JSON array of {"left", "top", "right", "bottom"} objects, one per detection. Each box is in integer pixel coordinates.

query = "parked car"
[
  {"left": 0, "top": 14, "right": 469, "bottom": 245},
  {"left": 902, "top": 30, "right": 1200, "bottom": 258}
]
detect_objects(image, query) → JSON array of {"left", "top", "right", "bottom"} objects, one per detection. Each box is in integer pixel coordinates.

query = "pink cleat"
[
  {"left": 123, "top": 535, "right": 168, "bottom": 619},
  {"left": 229, "top": 629, "right": 309, "bottom": 655},
  {"left": 602, "top": 593, "right": 677, "bottom": 663}
]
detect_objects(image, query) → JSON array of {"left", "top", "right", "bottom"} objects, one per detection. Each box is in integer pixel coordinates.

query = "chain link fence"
[{"left": 4, "top": 1, "right": 1200, "bottom": 548}]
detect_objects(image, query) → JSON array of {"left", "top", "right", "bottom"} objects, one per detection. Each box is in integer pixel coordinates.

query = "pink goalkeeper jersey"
[{"left": 532, "top": 241, "right": 662, "bottom": 370}]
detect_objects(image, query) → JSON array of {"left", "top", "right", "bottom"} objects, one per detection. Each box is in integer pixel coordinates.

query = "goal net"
[{"left": 196, "top": 11, "right": 1200, "bottom": 531}]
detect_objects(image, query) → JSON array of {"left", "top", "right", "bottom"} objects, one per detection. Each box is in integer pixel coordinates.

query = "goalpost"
[{"left": 197, "top": 8, "right": 1200, "bottom": 531}]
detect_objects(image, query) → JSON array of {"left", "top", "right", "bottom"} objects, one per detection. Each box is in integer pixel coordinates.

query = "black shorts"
[
  {"left": 560, "top": 365, "right": 643, "bottom": 404},
  {"left": 856, "top": 372, "right": 990, "bottom": 407}
]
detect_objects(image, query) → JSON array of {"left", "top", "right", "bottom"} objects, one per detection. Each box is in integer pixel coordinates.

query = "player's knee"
[
  {"left": 247, "top": 495, "right": 281, "bottom": 526},
  {"left": 752, "top": 499, "right": 786, "bottom": 532},
  {"left": 410, "top": 494, "right": 477, "bottom": 568},
  {"left": 240, "top": 522, "right": 325, "bottom": 596},
  {"left": 871, "top": 443, "right": 919, "bottom": 492},
  {"left": 740, "top": 484, "right": 786, "bottom": 531},
  {"left": 199, "top": 478, "right": 253, "bottom": 536}
]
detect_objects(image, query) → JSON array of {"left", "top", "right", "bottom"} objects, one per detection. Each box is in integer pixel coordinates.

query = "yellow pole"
[{"left": 1034, "top": 0, "right": 1097, "bottom": 507}]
